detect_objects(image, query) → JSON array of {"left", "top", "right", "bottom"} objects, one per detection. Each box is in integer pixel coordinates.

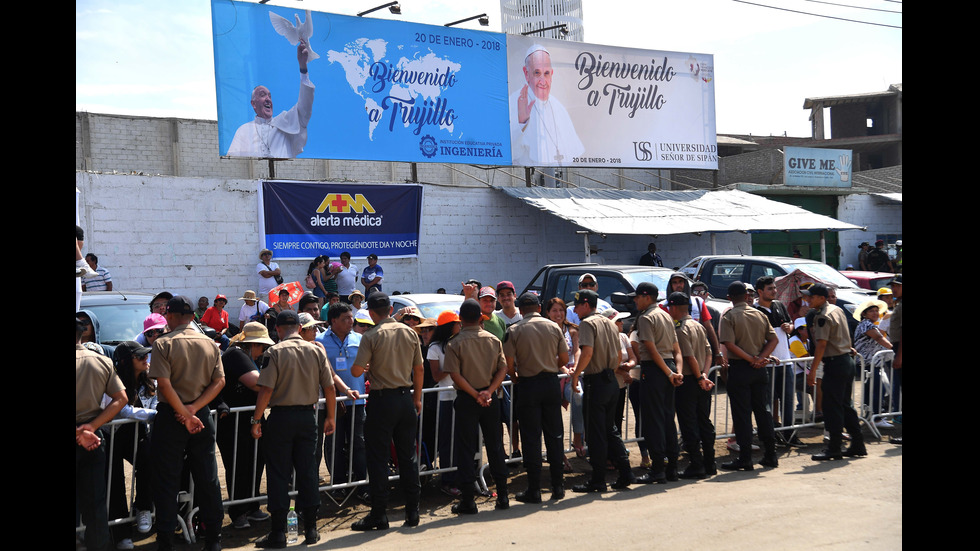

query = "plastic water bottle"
[{"left": 286, "top": 507, "right": 298, "bottom": 543}]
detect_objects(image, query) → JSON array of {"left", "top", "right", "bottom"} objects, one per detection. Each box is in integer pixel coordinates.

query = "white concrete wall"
[
  {"left": 837, "top": 194, "right": 903, "bottom": 270},
  {"left": 75, "top": 172, "right": 752, "bottom": 321}
]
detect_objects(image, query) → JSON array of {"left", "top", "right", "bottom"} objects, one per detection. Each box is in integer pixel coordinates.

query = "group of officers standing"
[{"left": 77, "top": 269, "right": 893, "bottom": 550}]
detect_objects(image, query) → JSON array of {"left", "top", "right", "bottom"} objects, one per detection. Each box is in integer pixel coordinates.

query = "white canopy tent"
[{"left": 496, "top": 187, "right": 865, "bottom": 263}]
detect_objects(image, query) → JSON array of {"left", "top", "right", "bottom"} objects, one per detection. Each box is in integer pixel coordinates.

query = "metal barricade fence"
[
  {"left": 857, "top": 350, "right": 901, "bottom": 440},
  {"left": 89, "top": 359, "right": 882, "bottom": 538}
]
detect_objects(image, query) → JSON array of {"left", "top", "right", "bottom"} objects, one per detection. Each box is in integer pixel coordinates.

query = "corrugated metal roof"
[
  {"left": 497, "top": 187, "right": 864, "bottom": 236},
  {"left": 872, "top": 193, "right": 902, "bottom": 203}
]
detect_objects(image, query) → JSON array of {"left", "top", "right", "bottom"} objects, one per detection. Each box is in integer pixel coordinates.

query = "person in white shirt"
[
  {"left": 238, "top": 290, "right": 270, "bottom": 331},
  {"left": 512, "top": 44, "right": 584, "bottom": 166},
  {"left": 227, "top": 42, "right": 315, "bottom": 158},
  {"left": 256, "top": 249, "right": 281, "bottom": 297},
  {"left": 336, "top": 251, "right": 359, "bottom": 299}
]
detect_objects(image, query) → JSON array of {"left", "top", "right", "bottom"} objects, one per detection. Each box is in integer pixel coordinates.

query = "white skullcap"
[{"left": 525, "top": 44, "right": 550, "bottom": 62}]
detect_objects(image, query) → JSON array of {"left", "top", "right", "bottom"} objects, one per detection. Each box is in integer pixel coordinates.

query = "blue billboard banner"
[
  {"left": 783, "top": 146, "right": 853, "bottom": 187},
  {"left": 259, "top": 181, "right": 423, "bottom": 259},
  {"left": 212, "top": 0, "right": 511, "bottom": 163}
]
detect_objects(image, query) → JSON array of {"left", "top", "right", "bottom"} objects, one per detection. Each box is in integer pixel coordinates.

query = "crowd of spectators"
[{"left": 77, "top": 248, "right": 903, "bottom": 548}]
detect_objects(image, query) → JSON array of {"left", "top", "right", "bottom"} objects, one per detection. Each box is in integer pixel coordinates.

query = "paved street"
[{"left": 199, "top": 434, "right": 902, "bottom": 550}]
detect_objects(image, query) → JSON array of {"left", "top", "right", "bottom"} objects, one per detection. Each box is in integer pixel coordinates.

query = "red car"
[{"left": 839, "top": 270, "right": 895, "bottom": 291}]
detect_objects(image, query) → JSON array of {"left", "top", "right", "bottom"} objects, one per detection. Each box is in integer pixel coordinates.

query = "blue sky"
[{"left": 76, "top": 0, "right": 901, "bottom": 137}]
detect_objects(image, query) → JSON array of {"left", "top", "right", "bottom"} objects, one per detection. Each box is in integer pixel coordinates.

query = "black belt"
[
  {"left": 370, "top": 386, "right": 412, "bottom": 396},
  {"left": 582, "top": 369, "right": 614, "bottom": 380},
  {"left": 272, "top": 404, "right": 315, "bottom": 411},
  {"left": 823, "top": 353, "right": 852, "bottom": 361},
  {"left": 518, "top": 372, "right": 558, "bottom": 381}
]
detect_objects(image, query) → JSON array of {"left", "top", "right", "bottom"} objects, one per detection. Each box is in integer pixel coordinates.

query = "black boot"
[
  {"left": 156, "top": 531, "right": 175, "bottom": 551},
  {"left": 404, "top": 499, "right": 420, "bottom": 527},
  {"left": 258, "top": 511, "right": 287, "bottom": 549},
  {"left": 495, "top": 481, "right": 509, "bottom": 510},
  {"left": 302, "top": 507, "right": 319, "bottom": 545},
  {"left": 351, "top": 509, "right": 389, "bottom": 531}
]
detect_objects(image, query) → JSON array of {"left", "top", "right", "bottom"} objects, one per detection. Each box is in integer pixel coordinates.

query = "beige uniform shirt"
[
  {"left": 503, "top": 313, "right": 568, "bottom": 378},
  {"left": 675, "top": 315, "right": 711, "bottom": 376},
  {"left": 577, "top": 312, "right": 620, "bottom": 375},
  {"left": 353, "top": 317, "right": 423, "bottom": 389},
  {"left": 719, "top": 303, "right": 776, "bottom": 358},
  {"left": 150, "top": 324, "right": 224, "bottom": 404},
  {"left": 810, "top": 303, "right": 853, "bottom": 357},
  {"left": 257, "top": 334, "right": 334, "bottom": 406},
  {"left": 889, "top": 299, "right": 902, "bottom": 343},
  {"left": 635, "top": 304, "right": 677, "bottom": 361},
  {"left": 76, "top": 345, "right": 125, "bottom": 424},
  {"left": 443, "top": 325, "right": 507, "bottom": 390}
]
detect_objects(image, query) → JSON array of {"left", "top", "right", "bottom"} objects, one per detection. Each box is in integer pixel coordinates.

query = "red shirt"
[{"left": 200, "top": 307, "right": 229, "bottom": 332}]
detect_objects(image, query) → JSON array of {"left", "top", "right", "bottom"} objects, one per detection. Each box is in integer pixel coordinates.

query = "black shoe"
[
  {"left": 665, "top": 466, "right": 679, "bottom": 482},
  {"left": 495, "top": 496, "right": 510, "bottom": 510},
  {"left": 759, "top": 455, "right": 779, "bottom": 468},
  {"left": 704, "top": 459, "right": 717, "bottom": 476},
  {"left": 257, "top": 532, "right": 286, "bottom": 549},
  {"left": 201, "top": 541, "right": 221, "bottom": 551},
  {"left": 303, "top": 529, "right": 320, "bottom": 546},
  {"left": 611, "top": 472, "right": 635, "bottom": 490},
  {"left": 351, "top": 514, "right": 389, "bottom": 531},
  {"left": 354, "top": 489, "right": 372, "bottom": 504},
  {"left": 571, "top": 482, "right": 606, "bottom": 493},
  {"left": 157, "top": 533, "right": 175, "bottom": 551},
  {"left": 403, "top": 508, "right": 420, "bottom": 527},
  {"left": 451, "top": 500, "right": 479, "bottom": 515},
  {"left": 889, "top": 436, "right": 902, "bottom": 445},
  {"left": 636, "top": 471, "right": 667, "bottom": 484},
  {"left": 843, "top": 445, "right": 868, "bottom": 457},
  {"left": 550, "top": 486, "right": 565, "bottom": 501},
  {"left": 720, "top": 459, "right": 754, "bottom": 471},
  {"left": 811, "top": 449, "right": 843, "bottom": 461},
  {"left": 786, "top": 435, "right": 806, "bottom": 447},
  {"left": 515, "top": 490, "right": 542, "bottom": 503},
  {"left": 679, "top": 465, "right": 707, "bottom": 480},
  {"left": 774, "top": 432, "right": 790, "bottom": 448}
]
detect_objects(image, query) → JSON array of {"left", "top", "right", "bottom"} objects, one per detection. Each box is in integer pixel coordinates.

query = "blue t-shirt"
[
  {"left": 361, "top": 264, "right": 383, "bottom": 292},
  {"left": 317, "top": 328, "right": 365, "bottom": 404}
]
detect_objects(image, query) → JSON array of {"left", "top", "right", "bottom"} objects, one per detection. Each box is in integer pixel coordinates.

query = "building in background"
[{"left": 500, "top": 0, "right": 584, "bottom": 41}]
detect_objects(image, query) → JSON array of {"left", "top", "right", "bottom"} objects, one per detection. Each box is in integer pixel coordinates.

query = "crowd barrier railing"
[
  {"left": 856, "top": 350, "right": 902, "bottom": 440},
  {"left": 86, "top": 355, "right": 895, "bottom": 540}
]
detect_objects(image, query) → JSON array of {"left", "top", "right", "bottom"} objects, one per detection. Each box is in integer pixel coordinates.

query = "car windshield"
[
  {"left": 782, "top": 262, "right": 859, "bottom": 289},
  {"left": 868, "top": 276, "right": 895, "bottom": 289},
  {"left": 84, "top": 302, "right": 149, "bottom": 345},
  {"left": 412, "top": 301, "right": 464, "bottom": 319},
  {"left": 623, "top": 270, "right": 676, "bottom": 298}
]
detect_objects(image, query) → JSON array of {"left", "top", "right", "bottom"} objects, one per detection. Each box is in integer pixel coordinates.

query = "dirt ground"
[{"left": 109, "top": 416, "right": 901, "bottom": 550}]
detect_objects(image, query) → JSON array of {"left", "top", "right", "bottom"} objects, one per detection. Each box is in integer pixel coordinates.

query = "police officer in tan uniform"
[
  {"left": 350, "top": 292, "right": 424, "bottom": 531},
  {"left": 250, "top": 310, "right": 336, "bottom": 547},
  {"left": 148, "top": 296, "right": 226, "bottom": 551},
  {"left": 666, "top": 292, "right": 717, "bottom": 479},
  {"left": 77, "top": 318, "right": 128, "bottom": 551},
  {"left": 804, "top": 284, "right": 867, "bottom": 460},
  {"left": 504, "top": 293, "right": 569, "bottom": 503},
  {"left": 443, "top": 298, "right": 511, "bottom": 514},
  {"left": 569, "top": 290, "right": 635, "bottom": 492},
  {"left": 631, "top": 282, "right": 684, "bottom": 483},
  {"left": 718, "top": 282, "right": 779, "bottom": 471}
]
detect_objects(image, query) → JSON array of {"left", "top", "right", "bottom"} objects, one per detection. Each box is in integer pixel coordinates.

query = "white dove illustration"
[{"left": 269, "top": 9, "right": 319, "bottom": 62}]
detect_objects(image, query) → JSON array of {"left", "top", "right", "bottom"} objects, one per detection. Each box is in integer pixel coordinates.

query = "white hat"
[{"left": 525, "top": 44, "right": 550, "bottom": 61}]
